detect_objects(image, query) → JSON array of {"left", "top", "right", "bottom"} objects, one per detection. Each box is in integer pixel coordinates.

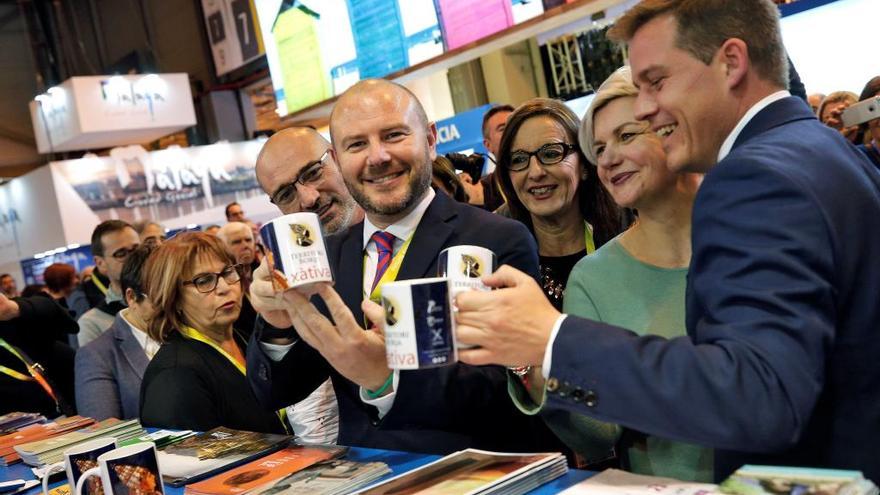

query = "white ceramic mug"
[
  {"left": 437, "top": 245, "right": 496, "bottom": 349},
  {"left": 62, "top": 437, "right": 117, "bottom": 495},
  {"left": 259, "top": 212, "right": 333, "bottom": 294},
  {"left": 381, "top": 277, "right": 458, "bottom": 370},
  {"left": 74, "top": 442, "right": 164, "bottom": 495},
  {"left": 437, "top": 245, "right": 497, "bottom": 296}
]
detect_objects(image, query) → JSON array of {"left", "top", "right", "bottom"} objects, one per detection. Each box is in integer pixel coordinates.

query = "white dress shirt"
[
  {"left": 121, "top": 309, "right": 161, "bottom": 359},
  {"left": 543, "top": 90, "right": 792, "bottom": 379}
]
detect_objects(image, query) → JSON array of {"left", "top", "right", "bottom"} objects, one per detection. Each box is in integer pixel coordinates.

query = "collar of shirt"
[
  {"left": 121, "top": 308, "right": 160, "bottom": 358},
  {"left": 717, "top": 90, "right": 791, "bottom": 163},
  {"left": 362, "top": 187, "right": 436, "bottom": 251},
  {"left": 361, "top": 188, "right": 436, "bottom": 300},
  {"left": 105, "top": 287, "right": 123, "bottom": 304}
]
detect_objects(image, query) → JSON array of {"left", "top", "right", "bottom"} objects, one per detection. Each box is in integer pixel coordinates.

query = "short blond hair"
[
  {"left": 143, "top": 232, "right": 235, "bottom": 342},
  {"left": 579, "top": 66, "right": 639, "bottom": 166},
  {"left": 609, "top": 0, "right": 788, "bottom": 89}
]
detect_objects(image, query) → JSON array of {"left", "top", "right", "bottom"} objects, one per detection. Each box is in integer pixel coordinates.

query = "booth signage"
[
  {"left": 30, "top": 73, "right": 197, "bottom": 153},
  {"left": 435, "top": 103, "right": 492, "bottom": 156}
]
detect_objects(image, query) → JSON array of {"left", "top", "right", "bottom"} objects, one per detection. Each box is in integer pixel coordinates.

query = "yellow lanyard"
[
  {"left": 0, "top": 365, "right": 30, "bottom": 381},
  {"left": 178, "top": 325, "right": 289, "bottom": 432},
  {"left": 91, "top": 272, "right": 109, "bottom": 296},
  {"left": 178, "top": 325, "right": 246, "bottom": 375},
  {"left": 364, "top": 233, "right": 414, "bottom": 304},
  {"left": 0, "top": 338, "right": 60, "bottom": 402},
  {"left": 584, "top": 222, "right": 596, "bottom": 254}
]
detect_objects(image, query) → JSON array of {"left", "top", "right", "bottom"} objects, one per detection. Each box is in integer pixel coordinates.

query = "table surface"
[{"left": 1, "top": 446, "right": 593, "bottom": 494}]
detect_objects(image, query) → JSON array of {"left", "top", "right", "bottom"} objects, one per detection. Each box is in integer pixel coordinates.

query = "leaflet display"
[{"left": 255, "top": 0, "right": 546, "bottom": 117}]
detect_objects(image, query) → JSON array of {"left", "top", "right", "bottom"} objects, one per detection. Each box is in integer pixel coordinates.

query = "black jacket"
[
  {"left": 0, "top": 295, "right": 78, "bottom": 417},
  {"left": 140, "top": 330, "right": 285, "bottom": 434}
]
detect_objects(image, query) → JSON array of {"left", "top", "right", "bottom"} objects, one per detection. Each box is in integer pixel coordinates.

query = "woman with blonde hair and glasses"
[
  {"left": 139, "top": 232, "right": 285, "bottom": 433},
  {"left": 508, "top": 68, "right": 709, "bottom": 480}
]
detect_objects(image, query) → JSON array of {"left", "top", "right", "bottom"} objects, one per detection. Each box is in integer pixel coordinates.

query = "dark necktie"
[{"left": 370, "top": 231, "right": 396, "bottom": 293}]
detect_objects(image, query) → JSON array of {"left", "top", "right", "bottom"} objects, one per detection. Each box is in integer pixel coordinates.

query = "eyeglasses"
[
  {"left": 270, "top": 150, "right": 330, "bottom": 206},
  {"left": 182, "top": 264, "right": 242, "bottom": 293},
  {"left": 507, "top": 143, "right": 578, "bottom": 172},
  {"left": 110, "top": 245, "right": 140, "bottom": 260}
]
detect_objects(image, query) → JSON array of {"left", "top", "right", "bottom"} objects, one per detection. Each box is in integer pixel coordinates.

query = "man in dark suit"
[
  {"left": 455, "top": 0, "right": 880, "bottom": 481},
  {"left": 247, "top": 79, "right": 559, "bottom": 454}
]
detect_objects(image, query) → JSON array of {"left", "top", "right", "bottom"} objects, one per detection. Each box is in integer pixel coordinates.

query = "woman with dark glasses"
[
  {"left": 139, "top": 232, "right": 285, "bottom": 433},
  {"left": 496, "top": 98, "right": 626, "bottom": 311}
]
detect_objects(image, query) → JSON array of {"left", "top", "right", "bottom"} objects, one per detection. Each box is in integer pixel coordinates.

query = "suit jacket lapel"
[
  {"left": 397, "top": 193, "right": 456, "bottom": 281},
  {"left": 336, "top": 223, "right": 367, "bottom": 326},
  {"left": 114, "top": 318, "right": 150, "bottom": 380}
]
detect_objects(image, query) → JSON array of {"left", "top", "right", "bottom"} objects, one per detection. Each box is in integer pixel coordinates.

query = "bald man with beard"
[
  {"left": 247, "top": 79, "right": 566, "bottom": 456},
  {"left": 255, "top": 127, "right": 363, "bottom": 235},
  {"left": 247, "top": 127, "right": 364, "bottom": 445}
]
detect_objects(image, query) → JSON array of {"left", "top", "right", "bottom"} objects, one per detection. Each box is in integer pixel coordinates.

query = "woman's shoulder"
[
  {"left": 571, "top": 236, "right": 629, "bottom": 273},
  {"left": 147, "top": 334, "right": 211, "bottom": 371}
]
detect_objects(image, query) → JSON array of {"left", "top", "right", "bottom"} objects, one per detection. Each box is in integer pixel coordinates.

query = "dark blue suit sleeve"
[
  {"left": 546, "top": 158, "right": 834, "bottom": 453},
  {"left": 246, "top": 317, "right": 333, "bottom": 410}
]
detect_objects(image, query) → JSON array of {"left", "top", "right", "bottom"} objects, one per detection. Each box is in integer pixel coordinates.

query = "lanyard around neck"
[
  {"left": 584, "top": 221, "right": 596, "bottom": 254},
  {"left": 0, "top": 338, "right": 60, "bottom": 403},
  {"left": 364, "top": 232, "right": 415, "bottom": 304},
  {"left": 178, "top": 325, "right": 246, "bottom": 375},
  {"left": 178, "top": 325, "right": 290, "bottom": 432},
  {"left": 91, "top": 272, "right": 109, "bottom": 296}
]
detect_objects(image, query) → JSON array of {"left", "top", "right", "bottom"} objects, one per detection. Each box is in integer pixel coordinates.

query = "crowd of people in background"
[{"left": 2, "top": 0, "right": 880, "bottom": 484}]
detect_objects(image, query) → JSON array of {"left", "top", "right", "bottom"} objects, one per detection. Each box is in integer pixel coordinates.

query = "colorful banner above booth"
[{"left": 49, "top": 140, "right": 274, "bottom": 228}]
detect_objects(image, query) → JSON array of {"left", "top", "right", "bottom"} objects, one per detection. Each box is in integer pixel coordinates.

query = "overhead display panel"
[
  {"left": 255, "top": 0, "right": 547, "bottom": 117},
  {"left": 201, "top": 0, "right": 265, "bottom": 76},
  {"left": 272, "top": 6, "right": 331, "bottom": 114}
]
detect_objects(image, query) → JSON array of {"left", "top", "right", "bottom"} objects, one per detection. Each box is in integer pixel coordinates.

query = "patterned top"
[{"left": 538, "top": 250, "right": 587, "bottom": 311}]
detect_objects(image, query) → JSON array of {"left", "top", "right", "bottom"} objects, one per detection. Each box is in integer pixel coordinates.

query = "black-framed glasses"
[
  {"left": 270, "top": 150, "right": 330, "bottom": 206},
  {"left": 110, "top": 245, "right": 140, "bottom": 260},
  {"left": 182, "top": 264, "right": 242, "bottom": 293},
  {"left": 507, "top": 143, "right": 578, "bottom": 172}
]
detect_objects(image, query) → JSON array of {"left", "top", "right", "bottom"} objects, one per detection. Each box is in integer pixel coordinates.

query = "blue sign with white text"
[{"left": 435, "top": 104, "right": 493, "bottom": 157}]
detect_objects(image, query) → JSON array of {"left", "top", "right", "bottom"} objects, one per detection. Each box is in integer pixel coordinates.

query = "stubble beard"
[{"left": 346, "top": 154, "right": 432, "bottom": 218}]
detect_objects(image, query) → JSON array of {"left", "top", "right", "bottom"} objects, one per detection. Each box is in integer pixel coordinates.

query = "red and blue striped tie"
[{"left": 370, "top": 231, "right": 397, "bottom": 293}]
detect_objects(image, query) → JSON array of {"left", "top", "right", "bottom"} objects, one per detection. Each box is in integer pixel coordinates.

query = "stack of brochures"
[
  {"left": 355, "top": 449, "right": 568, "bottom": 495},
  {"left": 157, "top": 427, "right": 293, "bottom": 486},
  {"left": 0, "top": 412, "right": 46, "bottom": 433},
  {"left": 1, "top": 415, "right": 93, "bottom": 466},
  {"left": 557, "top": 468, "right": 719, "bottom": 495},
  {"left": 182, "top": 445, "right": 348, "bottom": 495},
  {"left": 247, "top": 459, "right": 391, "bottom": 495},
  {"left": 125, "top": 429, "right": 197, "bottom": 449},
  {"left": 720, "top": 465, "right": 879, "bottom": 495},
  {"left": 13, "top": 418, "right": 143, "bottom": 466}
]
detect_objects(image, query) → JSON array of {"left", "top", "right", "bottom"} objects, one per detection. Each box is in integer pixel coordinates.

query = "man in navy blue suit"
[
  {"left": 246, "top": 79, "right": 564, "bottom": 455},
  {"left": 456, "top": 0, "right": 880, "bottom": 481}
]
